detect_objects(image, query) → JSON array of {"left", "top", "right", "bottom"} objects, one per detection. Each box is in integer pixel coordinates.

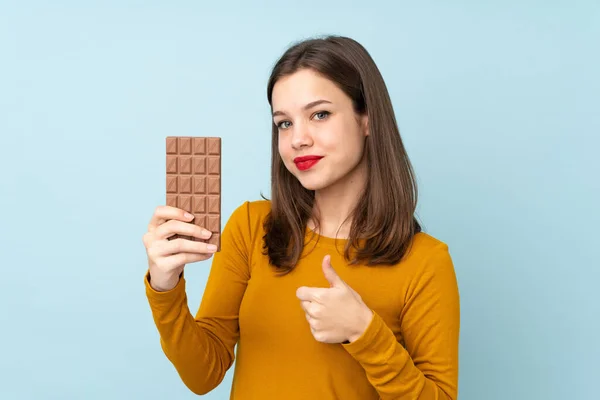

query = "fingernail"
[
  {"left": 202, "top": 229, "right": 212, "bottom": 238},
  {"left": 184, "top": 212, "right": 194, "bottom": 220},
  {"left": 207, "top": 244, "right": 217, "bottom": 251}
]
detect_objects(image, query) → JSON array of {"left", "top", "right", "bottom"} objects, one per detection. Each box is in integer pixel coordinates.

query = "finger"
[
  {"left": 298, "top": 300, "right": 321, "bottom": 320},
  {"left": 300, "top": 300, "right": 314, "bottom": 316},
  {"left": 154, "top": 219, "right": 211, "bottom": 241},
  {"left": 154, "top": 238, "right": 218, "bottom": 256},
  {"left": 322, "top": 255, "right": 344, "bottom": 288},
  {"left": 305, "top": 302, "right": 322, "bottom": 319},
  {"left": 296, "top": 287, "right": 329, "bottom": 303},
  {"left": 311, "top": 327, "right": 327, "bottom": 343},
  {"left": 308, "top": 315, "right": 323, "bottom": 331},
  {"left": 160, "top": 252, "right": 213, "bottom": 269},
  {"left": 300, "top": 300, "right": 311, "bottom": 311},
  {"left": 148, "top": 205, "right": 194, "bottom": 231},
  {"left": 305, "top": 312, "right": 312, "bottom": 322}
]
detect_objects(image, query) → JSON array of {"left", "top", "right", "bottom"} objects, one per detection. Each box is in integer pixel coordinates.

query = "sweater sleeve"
[
  {"left": 144, "top": 201, "right": 252, "bottom": 395},
  {"left": 342, "top": 242, "right": 460, "bottom": 400}
]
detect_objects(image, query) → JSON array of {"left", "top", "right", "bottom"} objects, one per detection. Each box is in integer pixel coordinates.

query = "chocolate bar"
[{"left": 166, "top": 136, "right": 221, "bottom": 251}]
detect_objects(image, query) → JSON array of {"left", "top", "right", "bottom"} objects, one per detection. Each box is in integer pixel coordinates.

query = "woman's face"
[{"left": 272, "top": 68, "right": 369, "bottom": 192}]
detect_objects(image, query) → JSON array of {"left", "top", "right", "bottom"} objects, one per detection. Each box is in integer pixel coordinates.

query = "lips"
[{"left": 293, "top": 155, "right": 323, "bottom": 171}]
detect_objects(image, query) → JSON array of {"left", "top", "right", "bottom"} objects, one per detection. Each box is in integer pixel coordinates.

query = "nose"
[{"left": 290, "top": 124, "right": 313, "bottom": 150}]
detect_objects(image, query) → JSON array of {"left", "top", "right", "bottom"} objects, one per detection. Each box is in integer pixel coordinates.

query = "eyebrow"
[{"left": 272, "top": 99, "right": 332, "bottom": 117}]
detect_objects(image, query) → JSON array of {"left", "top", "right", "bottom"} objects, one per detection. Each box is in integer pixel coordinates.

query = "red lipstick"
[{"left": 293, "top": 155, "right": 323, "bottom": 171}]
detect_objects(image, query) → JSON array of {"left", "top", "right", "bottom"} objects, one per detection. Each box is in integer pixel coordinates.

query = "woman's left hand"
[{"left": 296, "top": 255, "right": 374, "bottom": 344}]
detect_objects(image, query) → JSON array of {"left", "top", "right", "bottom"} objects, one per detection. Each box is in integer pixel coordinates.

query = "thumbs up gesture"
[{"left": 296, "top": 255, "right": 374, "bottom": 344}]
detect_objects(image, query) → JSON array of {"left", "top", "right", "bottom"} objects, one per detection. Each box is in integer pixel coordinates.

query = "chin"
[{"left": 296, "top": 175, "right": 331, "bottom": 191}]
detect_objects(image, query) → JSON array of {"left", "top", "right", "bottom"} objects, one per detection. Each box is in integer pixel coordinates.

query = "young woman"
[{"left": 142, "top": 35, "right": 460, "bottom": 400}]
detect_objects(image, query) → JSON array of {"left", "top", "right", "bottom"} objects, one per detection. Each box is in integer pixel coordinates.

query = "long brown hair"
[{"left": 262, "top": 35, "right": 421, "bottom": 274}]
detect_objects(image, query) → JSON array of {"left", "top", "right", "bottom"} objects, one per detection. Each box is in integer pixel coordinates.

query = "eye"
[
  {"left": 313, "top": 111, "right": 330, "bottom": 120},
  {"left": 276, "top": 120, "right": 291, "bottom": 129}
]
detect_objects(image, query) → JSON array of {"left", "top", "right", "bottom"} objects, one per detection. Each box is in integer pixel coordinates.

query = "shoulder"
[
  {"left": 218, "top": 200, "right": 271, "bottom": 256},
  {"left": 226, "top": 199, "right": 271, "bottom": 233},
  {"left": 230, "top": 199, "right": 271, "bottom": 220},
  {"left": 227, "top": 199, "right": 270, "bottom": 217},
  {"left": 409, "top": 232, "right": 449, "bottom": 256},
  {"left": 246, "top": 199, "right": 272, "bottom": 217},
  {"left": 402, "top": 232, "right": 455, "bottom": 277}
]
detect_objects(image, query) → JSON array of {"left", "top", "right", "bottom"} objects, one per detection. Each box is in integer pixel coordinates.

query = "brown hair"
[{"left": 262, "top": 35, "right": 422, "bottom": 274}]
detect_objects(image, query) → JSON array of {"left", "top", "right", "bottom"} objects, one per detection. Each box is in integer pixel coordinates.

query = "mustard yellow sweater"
[{"left": 144, "top": 200, "right": 460, "bottom": 399}]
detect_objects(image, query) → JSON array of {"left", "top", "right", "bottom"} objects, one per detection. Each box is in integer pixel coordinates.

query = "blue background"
[{"left": 1, "top": 1, "right": 598, "bottom": 399}]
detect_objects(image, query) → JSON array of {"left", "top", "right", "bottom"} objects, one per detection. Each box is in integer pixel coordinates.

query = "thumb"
[{"left": 322, "top": 255, "right": 344, "bottom": 287}]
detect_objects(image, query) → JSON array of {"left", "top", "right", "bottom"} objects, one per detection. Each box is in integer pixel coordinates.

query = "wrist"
[
  {"left": 148, "top": 270, "right": 181, "bottom": 292},
  {"left": 348, "top": 307, "right": 373, "bottom": 343}
]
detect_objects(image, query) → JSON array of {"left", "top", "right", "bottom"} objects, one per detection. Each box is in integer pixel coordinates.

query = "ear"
[{"left": 362, "top": 115, "right": 369, "bottom": 137}]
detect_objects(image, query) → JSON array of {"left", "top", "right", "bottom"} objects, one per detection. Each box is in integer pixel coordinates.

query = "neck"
[{"left": 309, "top": 158, "right": 368, "bottom": 239}]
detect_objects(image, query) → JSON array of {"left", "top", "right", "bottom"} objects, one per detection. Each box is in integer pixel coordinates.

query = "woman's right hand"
[{"left": 143, "top": 205, "right": 217, "bottom": 292}]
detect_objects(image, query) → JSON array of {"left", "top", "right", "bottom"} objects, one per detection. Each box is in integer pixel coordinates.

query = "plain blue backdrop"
[{"left": 1, "top": 1, "right": 598, "bottom": 399}]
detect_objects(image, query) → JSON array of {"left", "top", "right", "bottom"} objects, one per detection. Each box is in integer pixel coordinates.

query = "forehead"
[{"left": 271, "top": 69, "right": 347, "bottom": 111}]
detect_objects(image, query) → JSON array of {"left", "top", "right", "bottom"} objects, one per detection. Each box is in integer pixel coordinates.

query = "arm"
[
  {"left": 342, "top": 243, "right": 460, "bottom": 400},
  {"left": 144, "top": 201, "right": 252, "bottom": 395}
]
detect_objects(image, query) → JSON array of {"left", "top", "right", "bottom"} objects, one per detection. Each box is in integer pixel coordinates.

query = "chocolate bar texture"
[{"left": 166, "top": 136, "right": 221, "bottom": 251}]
